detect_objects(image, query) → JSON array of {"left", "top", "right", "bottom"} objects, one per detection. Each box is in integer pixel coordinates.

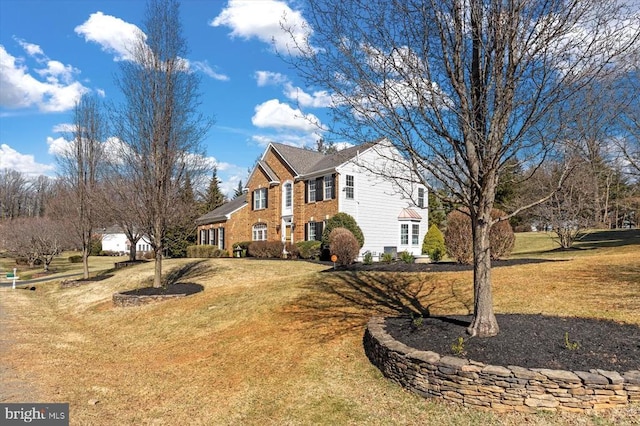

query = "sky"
[{"left": 0, "top": 0, "right": 332, "bottom": 196}]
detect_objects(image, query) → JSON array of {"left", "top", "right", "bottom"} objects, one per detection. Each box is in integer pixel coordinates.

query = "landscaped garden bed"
[
  {"left": 113, "top": 283, "right": 204, "bottom": 307},
  {"left": 365, "top": 315, "right": 640, "bottom": 413}
]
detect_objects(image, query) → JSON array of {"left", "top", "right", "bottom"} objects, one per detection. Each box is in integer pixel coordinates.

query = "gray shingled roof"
[
  {"left": 270, "top": 143, "right": 325, "bottom": 175},
  {"left": 196, "top": 196, "right": 247, "bottom": 225},
  {"left": 309, "top": 142, "right": 376, "bottom": 174},
  {"left": 270, "top": 141, "right": 378, "bottom": 177}
]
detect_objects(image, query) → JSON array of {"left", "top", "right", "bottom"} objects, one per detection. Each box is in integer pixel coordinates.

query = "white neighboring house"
[{"left": 100, "top": 226, "right": 152, "bottom": 256}]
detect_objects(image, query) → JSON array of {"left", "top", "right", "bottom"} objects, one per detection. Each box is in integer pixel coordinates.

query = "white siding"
[
  {"left": 336, "top": 142, "right": 428, "bottom": 258},
  {"left": 101, "top": 233, "right": 129, "bottom": 253}
]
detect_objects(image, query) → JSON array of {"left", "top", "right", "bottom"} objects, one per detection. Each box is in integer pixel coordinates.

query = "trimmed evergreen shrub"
[
  {"left": 329, "top": 227, "right": 360, "bottom": 266},
  {"left": 186, "top": 245, "right": 229, "bottom": 258},
  {"left": 422, "top": 224, "right": 446, "bottom": 262},
  {"left": 68, "top": 255, "right": 83, "bottom": 263},
  {"left": 296, "top": 240, "right": 322, "bottom": 259},
  {"left": 321, "top": 213, "right": 365, "bottom": 248},
  {"left": 399, "top": 251, "right": 415, "bottom": 264}
]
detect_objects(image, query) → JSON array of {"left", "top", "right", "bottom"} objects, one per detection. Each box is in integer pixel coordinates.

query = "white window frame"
[
  {"left": 400, "top": 223, "right": 409, "bottom": 245},
  {"left": 417, "top": 187, "right": 425, "bottom": 208},
  {"left": 284, "top": 182, "right": 292, "bottom": 209},
  {"left": 308, "top": 180, "right": 316, "bottom": 203},
  {"left": 412, "top": 224, "right": 420, "bottom": 245},
  {"left": 254, "top": 188, "right": 267, "bottom": 210},
  {"left": 324, "top": 175, "right": 333, "bottom": 200},
  {"left": 345, "top": 175, "right": 354, "bottom": 199},
  {"left": 252, "top": 223, "right": 267, "bottom": 241}
]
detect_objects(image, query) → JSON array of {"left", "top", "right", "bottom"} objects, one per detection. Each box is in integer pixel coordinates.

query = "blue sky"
[{"left": 0, "top": 0, "right": 331, "bottom": 196}]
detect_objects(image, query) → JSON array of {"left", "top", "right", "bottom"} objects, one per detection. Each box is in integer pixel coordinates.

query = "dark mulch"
[
  {"left": 333, "top": 258, "right": 566, "bottom": 273},
  {"left": 120, "top": 282, "right": 204, "bottom": 296},
  {"left": 385, "top": 314, "right": 640, "bottom": 372}
]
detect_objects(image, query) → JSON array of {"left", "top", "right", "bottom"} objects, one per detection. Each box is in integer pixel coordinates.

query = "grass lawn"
[{"left": 1, "top": 230, "right": 639, "bottom": 425}]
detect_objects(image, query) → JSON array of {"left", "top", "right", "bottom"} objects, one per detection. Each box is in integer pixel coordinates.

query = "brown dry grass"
[{"left": 1, "top": 231, "right": 639, "bottom": 425}]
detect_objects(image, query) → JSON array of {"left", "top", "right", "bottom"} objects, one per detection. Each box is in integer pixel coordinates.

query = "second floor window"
[
  {"left": 345, "top": 175, "right": 354, "bottom": 199},
  {"left": 417, "top": 187, "right": 425, "bottom": 208},
  {"left": 284, "top": 182, "right": 292, "bottom": 209},
  {"left": 324, "top": 175, "right": 333, "bottom": 200},
  {"left": 253, "top": 188, "right": 267, "bottom": 210},
  {"left": 308, "top": 182, "right": 316, "bottom": 202}
]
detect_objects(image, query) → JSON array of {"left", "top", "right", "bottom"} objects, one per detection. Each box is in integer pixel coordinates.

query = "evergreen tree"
[
  {"left": 201, "top": 167, "right": 225, "bottom": 213},
  {"left": 233, "top": 180, "right": 244, "bottom": 199}
]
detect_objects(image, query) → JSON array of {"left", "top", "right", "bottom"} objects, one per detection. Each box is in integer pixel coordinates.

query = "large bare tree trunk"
[{"left": 468, "top": 210, "right": 499, "bottom": 337}]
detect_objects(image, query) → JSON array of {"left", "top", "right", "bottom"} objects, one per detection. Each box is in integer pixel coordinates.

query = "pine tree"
[
  {"left": 233, "top": 180, "right": 244, "bottom": 199},
  {"left": 201, "top": 167, "right": 225, "bottom": 213}
]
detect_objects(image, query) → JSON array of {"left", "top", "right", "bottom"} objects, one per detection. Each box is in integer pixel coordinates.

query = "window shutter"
[
  {"left": 317, "top": 222, "right": 324, "bottom": 241},
  {"left": 331, "top": 173, "right": 336, "bottom": 199},
  {"left": 304, "top": 181, "right": 308, "bottom": 203},
  {"left": 251, "top": 191, "right": 255, "bottom": 210},
  {"left": 316, "top": 178, "right": 323, "bottom": 201},
  {"left": 220, "top": 228, "right": 225, "bottom": 249},
  {"left": 304, "top": 223, "right": 308, "bottom": 241},
  {"left": 264, "top": 188, "right": 268, "bottom": 208}
]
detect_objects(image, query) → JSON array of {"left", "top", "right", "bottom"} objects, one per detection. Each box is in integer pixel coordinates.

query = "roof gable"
[{"left": 196, "top": 196, "right": 247, "bottom": 225}]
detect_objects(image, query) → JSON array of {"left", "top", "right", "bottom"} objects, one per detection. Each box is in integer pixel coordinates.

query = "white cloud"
[
  {"left": 283, "top": 82, "right": 333, "bottom": 108},
  {"left": 255, "top": 70, "right": 288, "bottom": 86},
  {"left": 52, "top": 123, "right": 74, "bottom": 133},
  {"left": 46, "top": 135, "right": 72, "bottom": 157},
  {"left": 190, "top": 60, "right": 230, "bottom": 81},
  {"left": 211, "top": 0, "right": 311, "bottom": 55},
  {"left": 0, "top": 45, "right": 88, "bottom": 112},
  {"left": 74, "top": 11, "right": 143, "bottom": 62},
  {"left": 252, "top": 99, "right": 323, "bottom": 132},
  {"left": 15, "top": 38, "right": 44, "bottom": 58},
  {"left": 252, "top": 131, "right": 323, "bottom": 149},
  {"left": 0, "top": 144, "right": 55, "bottom": 175}
]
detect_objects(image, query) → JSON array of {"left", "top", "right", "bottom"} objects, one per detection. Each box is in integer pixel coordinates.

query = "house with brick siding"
[{"left": 196, "top": 139, "right": 428, "bottom": 258}]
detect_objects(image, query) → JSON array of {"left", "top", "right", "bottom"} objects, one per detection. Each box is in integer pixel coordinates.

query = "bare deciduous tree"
[
  {"left": 0, "top": 217, "right": 71, "bottom": 271},
  {"left": 111, "top": 0, "right": 211, "bottom": 287},
  {"left": 55, "top": 94, "right": 106, "bottom": 279},
  {"left": 285, "top": 0, "right": 640, "bottom": 336}
]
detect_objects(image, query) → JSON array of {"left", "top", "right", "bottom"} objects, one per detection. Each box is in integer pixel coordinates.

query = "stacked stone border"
[
  {"left": 112, "top": 292, "right": 187, "bottom": 307},
  {"left": 364, "top": 317, "right": 640, "bottom": 413}
]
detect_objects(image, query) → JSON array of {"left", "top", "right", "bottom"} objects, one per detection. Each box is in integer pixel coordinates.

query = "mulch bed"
[
  {"left": 337, "top": 258, "right": 563, "bottom": 273},
  {"left": 385, "top": 314, "right": 640, "bottom": 372},
  {"left": 120, "top": 283, "right": 204, "bottom": 296}
]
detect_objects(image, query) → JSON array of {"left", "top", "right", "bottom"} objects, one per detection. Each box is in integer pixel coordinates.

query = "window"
[
  {"left": 200, "top": 229, "right": 207, "bottom": 245},
  {"left": 417, "top": 187, "right": 425, "bottom": 208},
  {"left": 284, "top": 182, "right": 292, "bottom": 208},
  {"left": 345, "top": 175, "right": 354, "bottom": 199},
  {"left": 218, "top": 228, "right": 225, "bottom": 249},
  {"left": 252, "top": 223, "right": 267, "bottom": 241},
  {"left": 306, "top": 222, "right": 324, "bottom": 241},
  {"left": 412, "top": 224, "right": 420, "bottom": 245},
  {"left": 308, "top": 181, "right": 316, "bottom": 202},
  {"left": 400, "top": 224, "right": 409, "bottom": 245},
  {"left": 209, "top": 229, "right": 215, "bottom": 246},
  {"left": 324, "top": 175, "right": 333, "bottom": 200},
  {"left": 253, "top": 188, "right": 267, "bottom": 210}
]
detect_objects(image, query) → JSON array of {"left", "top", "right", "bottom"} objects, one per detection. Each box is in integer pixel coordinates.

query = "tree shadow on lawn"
[
  {"left": 128, "top": 260, "right": 222, "bottom": 295},
  {"left": 575, "top": 228, "right": 640, "bottom": 250},
  {"left": 283, "top": 271, "right": 473, "bottom": 343}
]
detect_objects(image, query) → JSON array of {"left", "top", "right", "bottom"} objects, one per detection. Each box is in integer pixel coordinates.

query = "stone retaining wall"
[
  {"left": 112, "top": 293, "right": 186, "bottom": 307},
  {"left": 364, "top": 317, "right": 640, "bottom": 413}
]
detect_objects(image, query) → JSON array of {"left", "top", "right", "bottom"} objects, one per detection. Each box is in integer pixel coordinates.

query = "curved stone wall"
[{"left": 364, "top": 317, "right": 640, "bottom": 413}]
